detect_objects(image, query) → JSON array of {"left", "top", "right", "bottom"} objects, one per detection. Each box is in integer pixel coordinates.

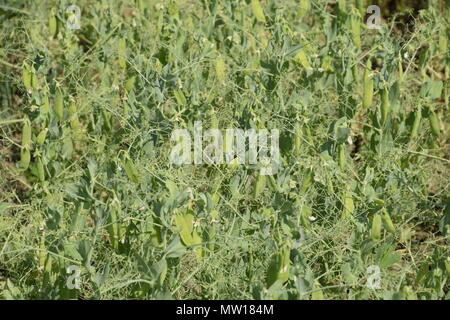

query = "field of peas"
[{"left": 0, "top": 0, "right": 449, "bottom": 300}]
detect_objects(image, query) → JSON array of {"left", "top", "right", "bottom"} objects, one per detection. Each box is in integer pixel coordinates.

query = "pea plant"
[{"left": 0, "top": 0, "right": 449, "bottom": 300}]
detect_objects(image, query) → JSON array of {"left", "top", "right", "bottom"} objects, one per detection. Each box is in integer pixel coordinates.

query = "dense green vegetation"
[{"left": 0, "top": 0, "right": 449, "bottom": 299}]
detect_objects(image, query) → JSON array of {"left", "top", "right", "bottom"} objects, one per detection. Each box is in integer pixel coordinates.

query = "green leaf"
[
  {"left": 380, "top": 251, "right": 401, "bottom": 269},
  {"left": 64, "top": 241, "right": 83, "bottom": 261},
  {"left": 122, "top": 158, "right": 141, "bottom": 184},
  {"left": 342, "top": 263, "right": 358, "bottom": 286},
  {"left": 251, "top": 0, "right": 266, "bottom": 23},
  {"left": 175, "top": 213, "right": 195, "bottom": 246},
  {"left": 166, "top": 236, "right": 186, "bottom": 258},
  {"left": 173, "top": 89, "right": 187, "bottom": 106}
]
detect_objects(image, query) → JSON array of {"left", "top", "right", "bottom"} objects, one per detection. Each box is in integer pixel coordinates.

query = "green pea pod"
[
  {"left": 439, "top": 26, "right": 448, "bottom": 56},
  {"left": 36, "top": 157, "right": 45, "bottom": 182},
  {"left": 41, "top": 94, "right": 50, "bottom": 114},
  {"left": 428, "top": 110, "right": 440, "bottom": 138},
  {"left": 36, "top": 129, "right": 48, "bottom": 145},
  {"left": 409, "top": 106, "right": 422, "bottom": 142},
  {"left": 22, "top": 63, "right": 32, "bottom": 91},
  {"left": 363, "top": 59, "right": 373, "bottom": 109},
  {"left": 54, "top": 90, "right": 64, "bottom": 121},
  {"left": 215, "top": 57, "right": 226, "bottom": 83},
  {"left": 102, "top": 109, "right": 112, "bottom": 132},
  {"left": 371, "top": 213, "right": 382, "bottom": 240},
  {"left": 19, "top": 148, "right": 30, "bottom": 170},
  {"left": 341, "top": 190, "right": 354, "bottom": 220},
  {"left": 294, "top": 123, "right": 302, "bottom": 155},
  {"left": 300, "top": 205, "right": 312, "bottom": 229},
  {"left": 301, "top": 169, "right": 314, "bottom": 194},
  {"left": 117, "top": 38, "right": 127, "bottom": 69},
  {"left": 69, "top": 102, "right": 81, "bottom": 135},
  {"left": 338, "top": 144, "right": 346, "bottom": 170},
  {"left": 445, "top": 259, "right": 450, "bottom": 277},
  {"left": 207, "top": 225, "right": 216, "bottom": 251},
  {"left": 107, "top": 203, "right": 119, "bottom": 250},
  {"left": 31, "top": 72, "right": 38, "bottom": 90},
  {"left": 113, "top": 201, "right": 125, "bottom": 244},
  {"left": 49, "top": 11, "right": 57, "bottom": 37},
  {"left": 380, "top": 87, "right": 390, "bottom": 125},
  {"left": 21, "top": 120, "right": 32, "bottom": 149},
  {"left": 253, "top": 174, "right": 266, "bottom": 198},
  {"left": 381, "top": 208, "right": 395, "bottom": 233},
  {"left": 38, "top": 232, "right": 47, "bottom": 271},
  {"left": 398, "top": 53, "right": 404, "bottom": 84},
  {"left": 350, "top": 9, "right": 361, "bottom": 49}
]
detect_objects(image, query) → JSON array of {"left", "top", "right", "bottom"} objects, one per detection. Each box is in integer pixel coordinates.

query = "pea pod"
[
  {"left": 41, "top": 94, "right": 50, "bottom": 114},
  {"left": 380, "top": 87, "right": 390, "bottom": 125},
  {"left": 445, "top": 259, "right": 450, "bottom": 277},
  {"left": 371, "top": 213, "right": 382, "bottom": 240},
  {"left": 19, "top": 148, "right": 30, "bottom": 170},
  {"left": 207, "top": 225, "right": 216, "bottom": 251},
  {"left": 300, "top": 205, "right": 312, "bottom": 229},
  {"left": 107, "top": 202, "right": 119, "bottom": 250},
  {"left": 210, "top": 110, "right": 218, "bottom": 129},
  {"left": 113, "top": 200, "right": 125, "bottom": 245},
  {"left": 338, "top": 143, "right": 346, "bottom": 170},
  {"left": 439, "top": 25, "right": 448, "bottom": 56},
  {"left": 409, "top": 106, "right": 422, "bottom": 142},
  {"left": 48, "top": 10, "right": 57, "bottom": 37},
  {"left": 398, "top": 53, "right": 404, "bottom": 84},
  {"left": 38, "top": 231, "right": 46, "bottom": 271},
  {"left": 117, "top": 38, "right": 127, "bottom": 69},
  {"left": 253, "top": 174, "right": 266, "bottom": 198},
  {"left": 21, "top": 120, "right": 32, "bottom": 149},
  {"left": 36, "top": 157, "right": 45, "bottom": 182},
  {"left": 428, "top": 109, "right": 440, "bottom": 138},
  {"left": 42, "top": 253, "right": 53, "bottom": 286},
  {"left": 355, "top": 0, "right": 363, "bottom": 14},
  {"left": 301, "top": 169, "right": 313, "bottom": 193},
  {"left": 341, "top": 190, "right": 354, "bottom": 220},
  {"left": 22, "top": 63, "right": 32, "bottom": 90},
  {"left": 215, "top": 57, "right": 226, "bottom": 83},
  {"left": 350, "top": 9, "right": 361, "bottom": 49},
  {"left": 54, "top": 89, "right": 64, "bottom": 121},
  {"left": 294, "top": 123, "right": 302, "bottom": 155},
  {"left": 267, "top": 175, "right": 279, "bottom": 192},
  {"left": 363, "top": 59, "right": 373, "bottom": 109},
  {"left": 101, "top": 109, "right": 112, "bottom": 132},
  {"left": 445, "top": 65, "right": 449, "bottom": 109},
  {"left": 381, "top": 208, "right": 395, "bottom": 233},
  {"left": 36, "top": 128, "right": 48, "bottom": 145},
  {"left": 31, "top": 72, "right": 38, "bottom": 90}
]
